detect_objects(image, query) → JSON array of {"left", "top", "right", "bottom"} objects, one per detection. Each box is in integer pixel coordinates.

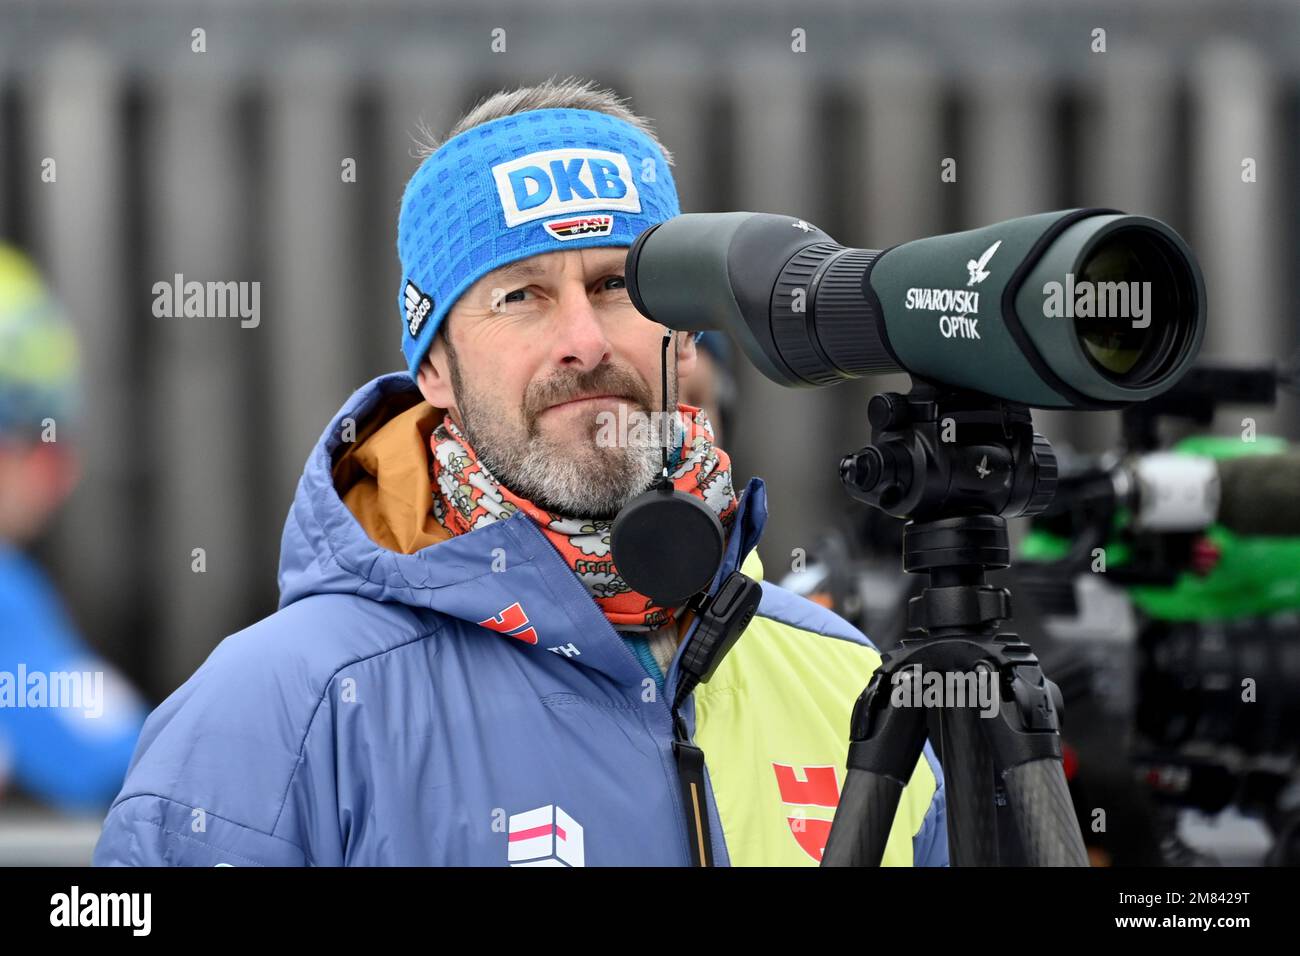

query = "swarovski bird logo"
[{"left": 967, "top": 240, "right": 1002, "bottom": 286}]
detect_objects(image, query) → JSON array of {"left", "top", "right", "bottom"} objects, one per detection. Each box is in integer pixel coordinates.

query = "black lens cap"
[{"left": 611, "top": 484, "right": 726, "bottom": 606}]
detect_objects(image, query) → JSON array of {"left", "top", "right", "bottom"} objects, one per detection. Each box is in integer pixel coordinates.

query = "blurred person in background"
[
  {"left": 0, "top": 244, "right": 147, "bottom": 814},
  {"left": 678, "top": 331, "right": 736, "bottom": 447}
]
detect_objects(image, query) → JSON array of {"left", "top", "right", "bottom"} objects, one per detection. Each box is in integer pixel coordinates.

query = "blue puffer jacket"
[
  {"left": 0, "top": 546, "right": 146, "bottom": 811},
  {"left": 94, "top": 373, "right": 947, "bottom": 866}
]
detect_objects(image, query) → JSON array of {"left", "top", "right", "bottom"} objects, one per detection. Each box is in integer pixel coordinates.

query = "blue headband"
[{"left": 397, "top": 107, "right": 687, "bottom": 380}]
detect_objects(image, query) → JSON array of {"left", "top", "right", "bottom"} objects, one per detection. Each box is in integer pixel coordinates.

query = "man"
[
  {"left": 0, "top": 244, "right": 147, "bottom": 814},
  {"left": 95, "top": 77, "right": 946, "bottom": 866}
]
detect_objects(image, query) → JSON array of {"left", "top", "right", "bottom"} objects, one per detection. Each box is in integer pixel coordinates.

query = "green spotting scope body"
[{"left": 625, "top": 208, "right": 1207, "bottom": 409}]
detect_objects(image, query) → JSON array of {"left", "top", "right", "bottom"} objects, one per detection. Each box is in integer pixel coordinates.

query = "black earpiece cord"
[{"left": 660, "top": 330, "right": 672, "bottom": 483}]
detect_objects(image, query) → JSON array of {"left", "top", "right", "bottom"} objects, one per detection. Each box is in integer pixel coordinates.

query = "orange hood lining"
[{"left": 331, "top": 390, "right": 453, "bottom": 555}]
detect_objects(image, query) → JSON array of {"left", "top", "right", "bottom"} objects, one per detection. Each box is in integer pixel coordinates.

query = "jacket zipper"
[{"left": 509, "top": 514, "right": 723, "bottom": 866}]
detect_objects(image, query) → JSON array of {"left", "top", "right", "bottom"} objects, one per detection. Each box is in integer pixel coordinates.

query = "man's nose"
[{"left": 549, "top": 285, "right": 612, "bottom": 370}]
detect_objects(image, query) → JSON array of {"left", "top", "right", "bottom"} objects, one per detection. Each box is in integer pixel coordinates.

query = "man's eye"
[
  {"left": 502, "top": 288, "right": 530, "bottom": 304},
  {"left": 602, "top": 276, "right": 627, "bottom": 292}
]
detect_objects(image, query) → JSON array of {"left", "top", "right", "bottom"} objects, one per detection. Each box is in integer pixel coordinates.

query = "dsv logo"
[
  {"left": 772, "top": 763, "right": 840, "bottom": 862},
  {"left": 477, "top": 602, "right": 538, "bottom": 645}
]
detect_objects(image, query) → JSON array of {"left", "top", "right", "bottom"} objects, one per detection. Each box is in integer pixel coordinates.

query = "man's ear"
[
  {"left": 416, "top": 330, "right": 456, "bottom": 410},
  {"left": 674, "top": 330, "right": 699, "bottom": 381}
]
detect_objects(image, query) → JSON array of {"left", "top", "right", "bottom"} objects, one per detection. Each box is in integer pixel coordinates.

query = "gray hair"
[{"left": 411, "top": 75, "right": 674, "bottom": 167}]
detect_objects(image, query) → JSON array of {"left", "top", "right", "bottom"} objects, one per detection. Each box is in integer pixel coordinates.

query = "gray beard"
[
  {"left": 441, "top": 333, "right": 679, "bottom": 520},
  {"left": 471, "top": 425, "right": 664, "bottom": 520},
  {"left": 499, "top": 437, "right": 665, "bottom": 520}
]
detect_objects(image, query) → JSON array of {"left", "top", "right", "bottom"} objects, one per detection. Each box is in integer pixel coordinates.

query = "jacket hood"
[
  {"left": 277, "top": 373, "right": 769, "bottom": 664},
  {"left": 279, "top": 372, "right": 508, "bottom": 613}
]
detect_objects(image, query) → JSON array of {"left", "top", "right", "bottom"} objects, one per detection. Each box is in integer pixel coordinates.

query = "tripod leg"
[
  {"left": 822, "top": 672, "right": 929, "bottom": 866},
  {"left": 933, "top": 706, "right": 1000, "bottom": 866},
  {"left": 987, "top": 659, "right": 1089, "bottom": 865},
  {"left": 1002, "top": 759, "right": 1089, "bottom": 866},
  {"left": 822, "top": 768, "right": 908, "bottom": 866}
]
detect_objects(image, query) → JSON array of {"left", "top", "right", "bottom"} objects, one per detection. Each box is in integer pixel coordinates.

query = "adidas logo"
[{"left": 404, "top": 280, "right": 434, "bottom": 338}]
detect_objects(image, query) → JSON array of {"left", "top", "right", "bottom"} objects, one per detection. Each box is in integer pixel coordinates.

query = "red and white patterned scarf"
[{"left": 429, "top": 404, "right": 739, "bottom": 629}]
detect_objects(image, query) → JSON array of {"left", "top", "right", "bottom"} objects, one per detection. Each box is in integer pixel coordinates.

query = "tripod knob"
[
  {"left": 841, "top": 446, "right": 881, "bottom": 489},
  {"left": 840, "top": 445, "right": 904, "bottom": 507},
  {"left": 867, "top": 392, "right": 909, "bottom": 430},
  {"left": 1022, "top": 433, "right": 1059, "bottom": 517}
]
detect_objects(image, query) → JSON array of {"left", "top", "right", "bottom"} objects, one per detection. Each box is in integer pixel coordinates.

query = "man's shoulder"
[
  {"left": 715, "top": 580, "right": 885, "bottom": 699},
  {"left": 105, "top": 595, "right": 452, "bottom": 853},
  {"left": 754, "top": 579, "right": 877, "bottom": 651},
  {"left": 129, "top": 595, "right": 449, "bottom": 785},
  {"left": 206, "top": 592, "right": 444, "bottom": 690}
]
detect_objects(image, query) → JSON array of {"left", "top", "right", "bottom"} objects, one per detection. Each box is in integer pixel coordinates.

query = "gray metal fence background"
[{"left": 2, "top": 0, "right": 1297, "bottom": 699}]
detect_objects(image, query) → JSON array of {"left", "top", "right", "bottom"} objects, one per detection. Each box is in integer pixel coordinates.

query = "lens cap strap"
[{"left": 610, "top": 332, "right": 727, "bottom": 605}]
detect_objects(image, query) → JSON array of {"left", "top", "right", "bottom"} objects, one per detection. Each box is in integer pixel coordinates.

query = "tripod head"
[
  {"left": 840, "top": 380, "right": 1059, "bottom": 526},
  {"left": 839, "top": 381, "right": 1060, "bottom": 632}
]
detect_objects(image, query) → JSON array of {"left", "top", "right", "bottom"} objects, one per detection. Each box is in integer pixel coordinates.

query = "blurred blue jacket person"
[{"left": 0, "top": 244, "right": 147, "bottom": 812}]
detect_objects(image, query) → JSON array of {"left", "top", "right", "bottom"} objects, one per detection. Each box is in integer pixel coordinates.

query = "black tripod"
[{"left": 822, "top": 382, "right": 1089, "bottom": 866}]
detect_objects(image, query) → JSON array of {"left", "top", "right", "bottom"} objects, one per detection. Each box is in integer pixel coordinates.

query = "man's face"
[{"left": 416, "top": 246, "right": 697, "bottom": 519}]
